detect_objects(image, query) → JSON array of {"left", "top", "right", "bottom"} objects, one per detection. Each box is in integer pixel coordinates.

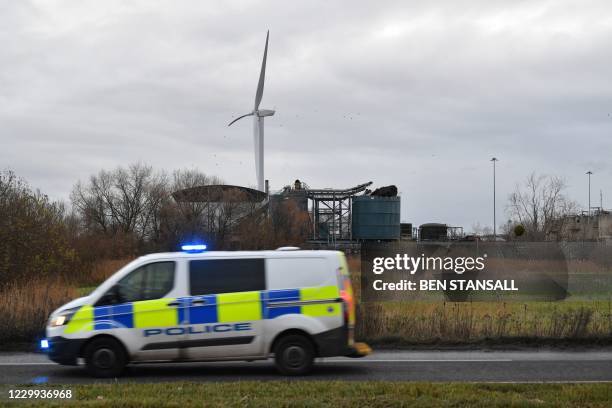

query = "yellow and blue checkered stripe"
[
  {"left": 64, "top": 286, "right": 341, "bottom": 333},
  {"left": 265, "top": 286, "right": 341, "bottom": 318}
]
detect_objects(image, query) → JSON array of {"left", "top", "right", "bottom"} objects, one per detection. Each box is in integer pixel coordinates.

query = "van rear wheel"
[
  {"left": 84, "top": 337, "right": 126, "bottom": 378},
  {"left": 274, "top": 334, "right": 315, "bottom": 375}
]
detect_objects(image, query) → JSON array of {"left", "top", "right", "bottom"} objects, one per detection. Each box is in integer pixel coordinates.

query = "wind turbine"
[{"left": 228, "top": 31, "right": 274, "bottom": 192}]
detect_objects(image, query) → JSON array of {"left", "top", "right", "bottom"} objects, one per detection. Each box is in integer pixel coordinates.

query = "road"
[{"left": 0, "top": 350, "right": 611, "bottom": 384}]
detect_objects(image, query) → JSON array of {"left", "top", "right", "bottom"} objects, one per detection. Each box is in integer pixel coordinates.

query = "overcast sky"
[{"left": 2, "top": 0, "right": 612, "bottom": 231}]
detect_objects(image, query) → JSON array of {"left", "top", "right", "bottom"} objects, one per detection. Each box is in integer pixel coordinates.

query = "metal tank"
[
  {"left": 351, "top": 196, "right": 400, "bottom": 240},
  {"left": 419, "top": 223, "right": 449, "bottom": 241}
]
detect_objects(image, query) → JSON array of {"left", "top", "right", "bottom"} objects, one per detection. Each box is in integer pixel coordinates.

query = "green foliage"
[{"left": 514, "top": 224, "right": 526, "bottom": 237}]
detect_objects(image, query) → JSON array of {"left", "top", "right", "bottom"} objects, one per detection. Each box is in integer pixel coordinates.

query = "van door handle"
[
  {"left": 191, "top": 299, "right": 207, "bottom": 305},
  {"left": 167, "top": 301, "right": 180, "bottom": 307}
]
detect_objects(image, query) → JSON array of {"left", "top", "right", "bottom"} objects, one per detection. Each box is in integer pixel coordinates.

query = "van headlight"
[{"left": 49, "top": 307, "right": 79, "bottom": 327}]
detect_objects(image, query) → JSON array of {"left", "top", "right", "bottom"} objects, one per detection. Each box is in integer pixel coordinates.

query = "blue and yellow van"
[{"left": 43, "top": 247, "right": 369, "bottom": 377}]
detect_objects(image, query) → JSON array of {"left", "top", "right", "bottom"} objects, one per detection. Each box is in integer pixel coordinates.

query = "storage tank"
[
  {"left": 419, "top": 223, "right": 448, "bottom": 241},
  {"left": 351, "top": 196, "right": 400, "bottom": 240}
]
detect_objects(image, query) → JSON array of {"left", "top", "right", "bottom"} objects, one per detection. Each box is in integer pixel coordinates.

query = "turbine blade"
[
  {"left": 227, "top": 112, "right": 254, "bottom": 126},
  {"left": 254, "top": 30, "right": 269, "bottom": 111}
]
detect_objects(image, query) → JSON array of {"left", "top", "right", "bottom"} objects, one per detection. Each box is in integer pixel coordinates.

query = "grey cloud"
[{"left": 2, "top": 0, "right": 612, "bottom": 230}]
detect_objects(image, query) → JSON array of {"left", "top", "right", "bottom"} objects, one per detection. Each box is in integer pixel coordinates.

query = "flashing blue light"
[
  {"left": 40, "top": 339, "right": 49, "bottom": 350},
  {"left": 181, "top": 244, "right": 207, "bottom": 253}
]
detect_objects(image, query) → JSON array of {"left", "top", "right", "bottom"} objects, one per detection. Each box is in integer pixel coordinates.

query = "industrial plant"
[
  {"left": 548, "top": 208, "right": 612, "bottom": 242},
  {"left": 172, "top": 179, "right": 405, "bottom": 248},
  {"left": 167, "top": 32, "right": 397, "bottom": 248},
  {"left": 170, "top": 31, "right": 469, "bottom": 249},
  {"left": 171, "top": 31, "right": 593, "bottom": 248}
]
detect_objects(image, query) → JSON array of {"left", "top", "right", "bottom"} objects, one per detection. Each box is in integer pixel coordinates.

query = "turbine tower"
[{"left": 228, "top": 31, "right": 274, "bottom": 192}]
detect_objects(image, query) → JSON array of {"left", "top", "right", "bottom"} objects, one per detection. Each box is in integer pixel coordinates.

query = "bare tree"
[
  {"left": 234, "top": 198, "right": 310, "bottom": 250},
  {"left": 172, "top": 168, "right": 223, "bottom": 192},
  {"left": 214, "top": 190, "right": 263, "bottom": 248},
  {"left": 156, "top": 169, "right": 225, "bottom": 248},
  {"left": 171, "top": 169, "right": 223, "bottom": 234},
  {"left": 71, "top": 164, "right": 310, "bottom": 252},
  {"left": 71, "top": 163, "right": 169, "bottom": 243},
  {"left": 507, "top": 172, "right": 577, "bottom": 240}
]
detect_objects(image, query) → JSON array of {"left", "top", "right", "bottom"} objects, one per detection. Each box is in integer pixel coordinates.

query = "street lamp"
[
  {"left": 491, "top": 157, "right": 499, "bottom": 240},
  {"left": 586, "top": 171, "right": 593, "bottom": 217}
]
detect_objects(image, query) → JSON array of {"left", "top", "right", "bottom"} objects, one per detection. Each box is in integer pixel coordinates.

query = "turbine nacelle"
[
  {"left": 257, "top": 109, "right": 275, "bottom": 117},
  {"left": 227, "top": 108, "right": 274, "bottom": 127}
]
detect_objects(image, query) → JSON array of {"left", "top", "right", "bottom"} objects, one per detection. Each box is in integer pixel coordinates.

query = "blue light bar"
[
  {"left": 40, "top": 339, "right": 49, "bottom": 350},
  {"left": 181, "top": 244, "right": 207, "bottom": 252}
]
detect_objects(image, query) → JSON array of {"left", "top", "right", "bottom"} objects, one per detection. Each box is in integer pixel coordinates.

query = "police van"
[{"left": 43, "top": 246, "right": 370, "bottom": 377}]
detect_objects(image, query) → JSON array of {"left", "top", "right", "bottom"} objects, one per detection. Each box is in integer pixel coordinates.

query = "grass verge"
[
  {"left": 357, "top": 301, "right": 612, "bottom": 344},
  {"left": 2, "top": 382, "right": 612, "bottom": 407}
]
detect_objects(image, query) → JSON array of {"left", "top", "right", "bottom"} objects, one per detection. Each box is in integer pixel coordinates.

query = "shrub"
[{"left": 0, "top": 170, "right": 82, "bottom": 288}]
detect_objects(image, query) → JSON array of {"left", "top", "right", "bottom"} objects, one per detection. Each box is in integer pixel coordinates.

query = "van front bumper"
[{"left": 44, "top": 336, "right": 84, "bottom": 366}]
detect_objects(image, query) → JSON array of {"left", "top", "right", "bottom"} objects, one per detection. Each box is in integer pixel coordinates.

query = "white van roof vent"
[{"left": 276, "top": 246, "right": 301, "bottom": 251}]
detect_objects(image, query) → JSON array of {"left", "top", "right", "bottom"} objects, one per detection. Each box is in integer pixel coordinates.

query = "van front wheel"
[
  {"left": 274, "top": 334, "right": 315, "bottom": 375},
  {"left": 84, "top": 337, "right": 126, "bottom": 378}
]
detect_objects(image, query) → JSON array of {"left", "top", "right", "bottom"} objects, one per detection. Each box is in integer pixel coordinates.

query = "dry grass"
[
  {"left": 0, "top": 259, "right": 130, "bottom": 345},
  {"left": 0, "top": 278, "right": 77, "bottom": 344},
  {"left": 0, "top": 259, "right": 131, "bottom": 344},
  {"left": 356, "top": 301, "right": 612, "bottom": 343},
  {"left": 347, "top": 254, "right": 612, "bottom": 343}
]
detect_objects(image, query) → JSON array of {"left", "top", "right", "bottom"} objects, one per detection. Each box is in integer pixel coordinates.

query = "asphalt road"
[{"left": 0, "top": 350, "right": 611, "bottom": 384}]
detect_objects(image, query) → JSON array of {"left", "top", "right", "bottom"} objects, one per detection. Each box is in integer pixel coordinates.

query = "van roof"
[{"left": 135, "top": 249, "right": 343, "bottom": 262}]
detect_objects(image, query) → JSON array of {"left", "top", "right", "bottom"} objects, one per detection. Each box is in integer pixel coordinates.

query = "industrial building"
[
  {"left": 273, "top": 180, "right": 403, "bottom": 246},
  {"left": 417, "top": 223, "right": 465, "bottom": 241},
  {"left": 172, "top": 179, "right": 404, "bottom": 247},
  {"left": 275, "top": 180, "right": 401, "bottom": 245},
  {"left": 548, "top": 208, "right": 612, "bottom": 242},
  {"left": 170, "top": 177, "right": 497, "bottom": 249}
]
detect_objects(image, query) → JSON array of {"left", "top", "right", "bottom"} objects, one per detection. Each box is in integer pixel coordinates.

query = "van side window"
[
  {"left": 97, "top": 262, "right": 175, "bottom": 305},
  {"left": 189, "top": 259, "right": 265, "bottom": 295},
  {"left": 266, "top": 258, "right": 329, "bottom": 290}
]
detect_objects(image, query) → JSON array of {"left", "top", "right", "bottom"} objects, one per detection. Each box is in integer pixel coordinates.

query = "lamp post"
[
  {"left": 586, "top": 171, "right": 593, "bottom": 217},
  {"left": 491, "top": 157, "right": 498, "bottom": 240}
]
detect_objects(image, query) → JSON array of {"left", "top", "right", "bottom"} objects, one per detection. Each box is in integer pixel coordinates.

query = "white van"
[{"left": 43, "top": 247, "right": 369, "bottom": 377}]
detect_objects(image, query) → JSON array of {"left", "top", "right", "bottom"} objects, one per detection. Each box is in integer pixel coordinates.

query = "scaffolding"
[
  {"left": 277, "top": 180, "right": 373, "bottom": 245},
  {"left": 173, "top": 180, "right": 375, "bottom": 247}
]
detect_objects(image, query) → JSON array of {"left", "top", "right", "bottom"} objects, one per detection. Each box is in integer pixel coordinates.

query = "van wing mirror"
[{"left": 97, "top": 285, "right": 121, "bottom": 306}]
